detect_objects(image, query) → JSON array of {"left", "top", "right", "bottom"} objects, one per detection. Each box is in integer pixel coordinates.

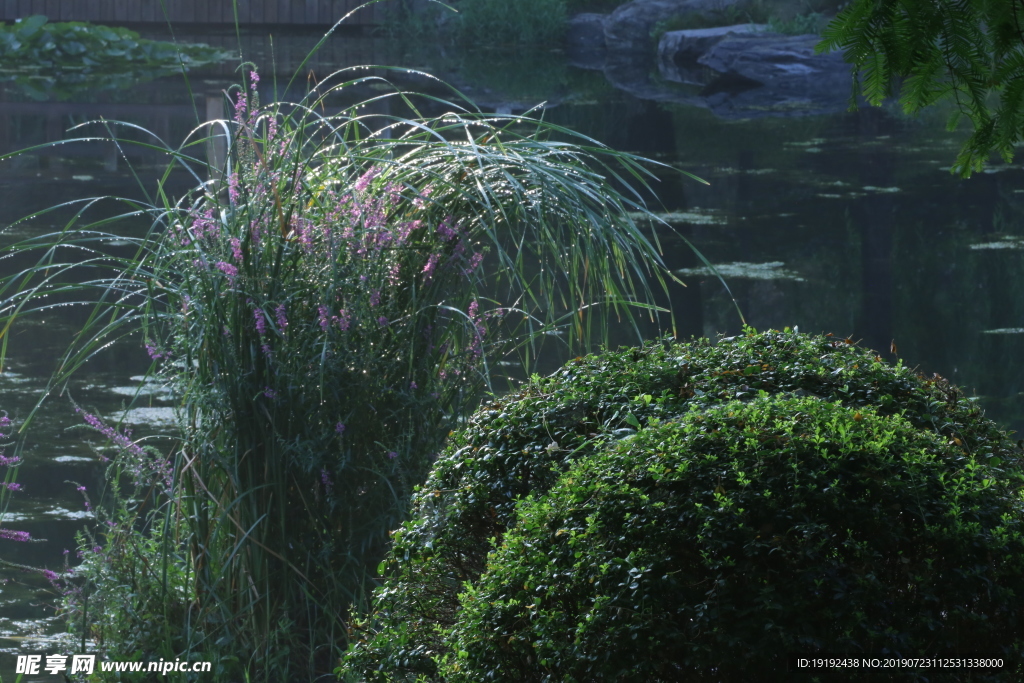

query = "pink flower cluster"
[{"left": 75, "top": 408, "right": 173, "bottom": 490}]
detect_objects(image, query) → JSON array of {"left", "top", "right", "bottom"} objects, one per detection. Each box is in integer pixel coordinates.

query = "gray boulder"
[
  {"left": 566, "top": 12, "right": 609, "bottom": 70},
  {"left": 657, "top": 23, "right": 767, "bottom": 85},
  {"left": 696, "top": 33, "right": 856, "bottom": 118},
  {"left": 658, "top": 23, "right": 766, "bottom": 64},
  {"left": 603, "top": 0, "right": 744, "bottom": 54}
]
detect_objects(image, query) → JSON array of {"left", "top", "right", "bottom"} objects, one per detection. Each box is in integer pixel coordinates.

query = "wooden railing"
[{"left": 0, "top": 0, "right": 382, "bottom": 26}]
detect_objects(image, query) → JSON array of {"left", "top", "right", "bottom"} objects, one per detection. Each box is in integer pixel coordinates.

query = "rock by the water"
[
  {"left": 560, "top": 4, "right": 864, "bottom": 120},
  {"left": 658, "top": 23, "right": 766, "bottom": 69},
  {"left": 695, "top": 33, "right": 856, "bottom": 118},
  {"left": 566, "top": 12, "right": 609, "bottom": 70},
  {"left": 603, "top": 0, "right": 743, "bottom": 54}
]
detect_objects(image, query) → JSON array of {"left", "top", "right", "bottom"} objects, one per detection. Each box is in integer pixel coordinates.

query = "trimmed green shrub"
[
  {"left": 342, "top": 329, "right": 1024, "bottom": 681},
  {"left": 451, "top": 396, "right": 1024, "bottom": 680}
]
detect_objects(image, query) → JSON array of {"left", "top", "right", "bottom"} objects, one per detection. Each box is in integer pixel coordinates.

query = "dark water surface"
[{"left": 2, "top": 24, "right": 1023, "bottom": 678}]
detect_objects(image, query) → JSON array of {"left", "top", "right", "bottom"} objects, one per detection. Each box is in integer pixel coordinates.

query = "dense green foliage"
[
  {"left": 452, "top": 0, "right": 568, "bottom": 44},
  {"left": 343, "top": 329, "right": 1024, "bottom": 681},
  {"left": 0, "top": 15, "right": 229, "bottom": 100},
  {"left": 817, "top": 0, "right": 1024, "bottom": 177},
  {"left": 452, "top": 396, "right": 1024, "bottom": 680}
]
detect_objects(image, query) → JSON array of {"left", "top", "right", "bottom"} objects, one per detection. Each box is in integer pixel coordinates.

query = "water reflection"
[{"left": 3, "top": 27, "right": 1024, "bottom": 677}]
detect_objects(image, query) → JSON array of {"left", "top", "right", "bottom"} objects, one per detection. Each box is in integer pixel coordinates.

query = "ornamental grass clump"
[
  {"left": 1, "top": 52, "right": 704, "bottom": 678},
  {"left": 345, "top": 328, "right": 1024, "bottom": 681}
]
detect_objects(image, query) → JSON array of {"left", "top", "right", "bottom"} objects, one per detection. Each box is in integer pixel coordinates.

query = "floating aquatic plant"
[{"left": 0, "top": 15, "right": 230, "bottom": 100}]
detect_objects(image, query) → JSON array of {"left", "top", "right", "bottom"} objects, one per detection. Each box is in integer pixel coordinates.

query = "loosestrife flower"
[
  {"left": 144, "top": 342, "right": 164, "bottom": 360},
  {"left": 230, "top": 237, "right": 243, "bottom": 262},
  {"left": 215, "top": 261, "right": 238, "bottom": 284},
  {"left": 275, "top": 304, "right": 288, "bottom": 334},
  {"left": 369, "top": 290, "right": 381, "bottom": 307},
  {"left": 318, "top": 305, "right": 331, "bottom": 332},
  {"left": 263, "top": 387, "right": 277, "bottom": 399},
  {"left": 0, "top": 454, "right": 21, "bottom": 466},
  {"left": 354, "top": 166, "right": 379, "bottom": 193},
  {"left": 335, "top": 310, "right": 351, "bottom": 331},
  {"left": 321, "top": 468, "right": 333, "bottom": 495},
  {"left": 191, "top": 207, "right": 220, "bottom": 241},
  {"left": 377, "top": 316, "right": 389, "bottom": 327},
  {"left": 76, "top": 409, "right": 145, "bottom": 460},
  {"left": 436, "top": 216, "right": 458, "bottom": 241},
  {"left": 0, "top": 529, "right": 31, "bottom": 542},
  {"left": 335, "top": 422, "right": 345, "bottom": 434},
  {"left": 234, "top": 92, "right": 248, "bottom": 125},
  {"left": 387, "top": 451, "right": 398, "bottom": 460},
  {"left": 422, "top": 253, "right": 440, "bottom": 285},
  {"left": 74, "top": 410, "right": 172, "bottom": 489},
  {"left": 413, "top": 185, "right": 432, "bottom": 209},
  {"left": 3, "top": 482, "right": 21, "bottom": 492},
  {"left": 228, "top": 173, "right": 241, "bottom": 206},
  {"left": 254, "top": 308, "right": 267, "bottom": 336}
]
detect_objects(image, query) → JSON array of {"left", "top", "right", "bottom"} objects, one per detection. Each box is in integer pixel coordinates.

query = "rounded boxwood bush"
[
  {"left": 343, "top": 329, "right": 1024, "bottom": 681},
  {"left": 449, "top": 396, "right": 1024, "bottom": 681}
]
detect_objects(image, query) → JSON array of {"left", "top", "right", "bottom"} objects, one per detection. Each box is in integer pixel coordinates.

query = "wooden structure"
[{"left": 0, "top": 0, "right": 382, "bottom": 26}]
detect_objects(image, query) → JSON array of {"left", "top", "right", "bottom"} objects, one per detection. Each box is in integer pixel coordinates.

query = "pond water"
[{"left": 2, "top": 24, "right": 1024, "bottom": 679}]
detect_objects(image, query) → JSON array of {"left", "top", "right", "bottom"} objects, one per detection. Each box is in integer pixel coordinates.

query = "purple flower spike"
[
  {"left": 335, "top": 422, "right": 346, "bottom": 434},
  {"left": 275, "top": 304, "right": 288, "bottom": 334},
  {"left": 3, "top": 482, "right": 21, "bottom": 492},
  {"left": 216, "top": 261, "right": 238, "bottom": 281},
  {"left": 253, "top": 308, "right": 268, "bottom": 336},
  {"left": 354, "top": 166, "right": 380, "bottom": 193},
  {"left": 436, "top": 216, "right": 458, "bottom": 241},
  {"left": 388, "top": 451, "right": 398, "bottom": 460},
  {"left": 422, "top": 253, "right": 440, "bottom": 285},
  {"left": 0, "top": 529, "right": 31, "bottom": 542},
  {"left": 145, "top": 342, "right": 164, "bottom": 360}
]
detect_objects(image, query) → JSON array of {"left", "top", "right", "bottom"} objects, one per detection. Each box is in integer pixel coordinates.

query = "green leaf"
[{"left": 15, "top": 15, "right": 48, "bottom": 38}]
